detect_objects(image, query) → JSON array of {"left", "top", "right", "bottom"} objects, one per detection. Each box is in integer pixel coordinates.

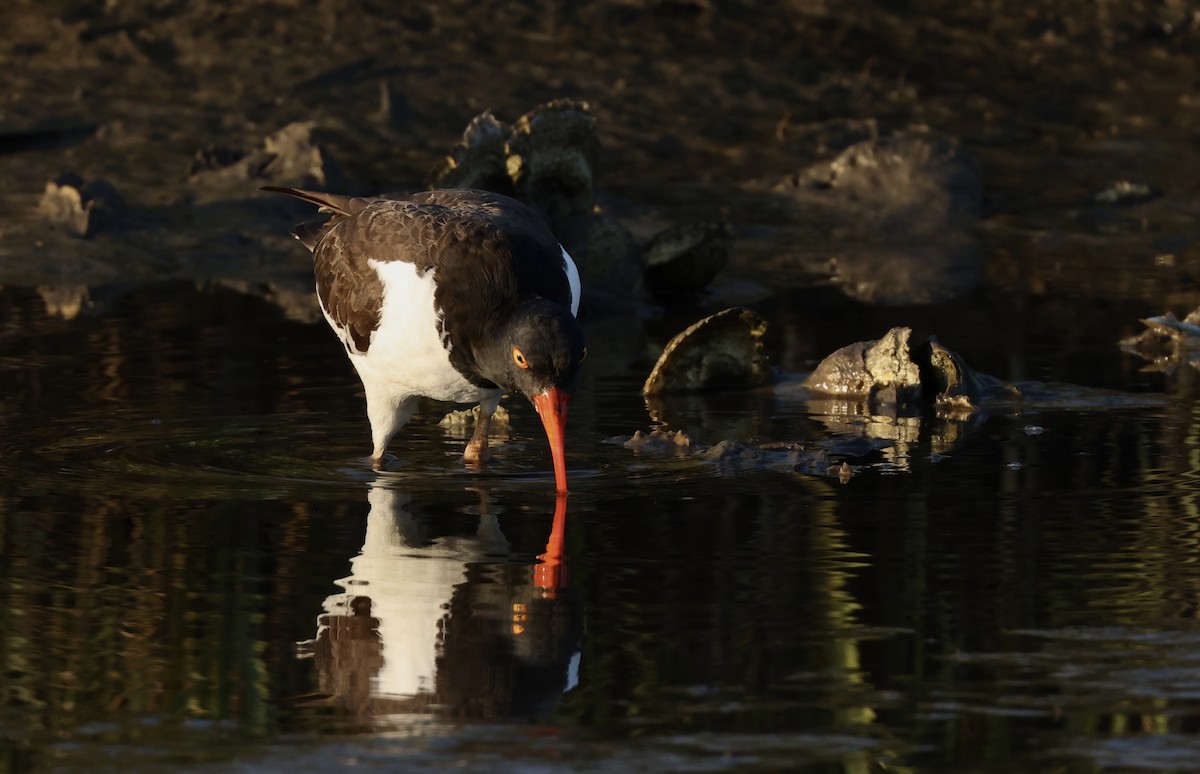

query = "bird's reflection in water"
[{"left": 298, "top": 483, "right": 580, "bottom": 721}]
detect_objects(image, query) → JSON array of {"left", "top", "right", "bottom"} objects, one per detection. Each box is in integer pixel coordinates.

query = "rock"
[
  {"left": 428, "top": 101, "right": 647, "bottom": 304},
  {"left": 607, "top": 432, "right": 855, "bottom": 480},
  {"left": 38, "top": 173, "right": 127, "bottom": 237},
  {"left": 803, "top": 326, "right": 922, "bottom": 403},
  {"left": 556, "top": 211, "right": 646, "bottom": 304},
  {"left": 36, "top": 284, "right": 91, "bottom": 319},
  {"left": 767, "top": 133, "right": 983, "bottom": 304},
  {"left": 775, "top": 134, "right": 982, "bottom": 231},
  {"left": 1091, "top": 180, "right": 1162, "bottom": 206},
  {"left": 643, "top": 307, "right": 771, "bottom": 395},
  {"left": 428, "top": 100, "right": 597, "bottom": 219},
  {"left": 1120, "top": 307, "right": 1200, "bottom": 373},
  {"left": 426, "top": 111, "right": 513, "bottom": 194},
  {"left": 506, "top": 99, "right": 599, "bottom": 220},
  {"left": 438, "top": 405, "right": 511, "bottom": 434},
  {"left": 189, "top": 122, "right": 344, "bottom": 191},
  {"left": 917, "top": 336, "right": 1016, "bottom": 410},
  {"left": 643, "top": 221, "right": 734, "bottom": 298},
  {"left": 615, "top": 429, "right": 697, "bottom": 456}
]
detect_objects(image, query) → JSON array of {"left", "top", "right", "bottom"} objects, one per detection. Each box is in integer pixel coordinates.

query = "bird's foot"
[{"left": 463, "top": 438, "right": 492, "bottom": 466}]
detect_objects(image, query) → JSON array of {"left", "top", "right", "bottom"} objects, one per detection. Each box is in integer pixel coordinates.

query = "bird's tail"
[
  {"left": 261, "top": 185, "right": 359, "bottom": 217},
  {"left": 262, "top": 186, "right": 365, "bottom": 251}
]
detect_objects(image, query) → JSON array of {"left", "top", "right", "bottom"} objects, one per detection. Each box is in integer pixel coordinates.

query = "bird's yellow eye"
[{"left": 512, "top": 346, "right": 529, "bottom": 369}]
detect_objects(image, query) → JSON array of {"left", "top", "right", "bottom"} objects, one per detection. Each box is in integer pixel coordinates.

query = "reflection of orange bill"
[{"left": 534, "top": 493, "right": 569, "bottom": 597}]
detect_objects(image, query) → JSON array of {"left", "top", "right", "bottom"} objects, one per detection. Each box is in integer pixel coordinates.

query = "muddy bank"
[{"left": 1, "top": 1, "right": 1198, "bottom": 319}]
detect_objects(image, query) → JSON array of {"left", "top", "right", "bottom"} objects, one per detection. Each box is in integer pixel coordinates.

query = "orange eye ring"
[{"left": 512, "top": 346, "right": 529, "bottom": 369}]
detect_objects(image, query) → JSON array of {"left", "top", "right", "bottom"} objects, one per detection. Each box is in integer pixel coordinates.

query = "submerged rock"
[
  {"left": 607, "top": 431, "right": 859, "bottom": 480},
  {"left": 36, "top": 284, "right": 91, "bottom": 320},
  {"left": 438, "top": 405, "right": 511, "bottom": 434},
  {"left": 38, "top": 173, "right": 127, "bottom": 238},
  {"left": 643, "top": 307, "right": 771, "bottom": 395},
  {"left": 619, "top": 428, "right": 697, "bottom": 456}
]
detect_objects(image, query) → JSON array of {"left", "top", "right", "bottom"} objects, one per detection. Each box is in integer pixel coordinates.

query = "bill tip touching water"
[{"left": 264, "top": 185, "right": 585, "bottom": 493}]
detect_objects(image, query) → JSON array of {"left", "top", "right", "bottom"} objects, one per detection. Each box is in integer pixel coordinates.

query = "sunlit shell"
[{"left": 643, "top": 307, "right": 770, "bottom": 395}]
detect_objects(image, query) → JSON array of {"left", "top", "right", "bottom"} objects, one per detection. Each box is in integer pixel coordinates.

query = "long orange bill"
[{"left": 531, "top": 388, "right": 571, "bottom": 494}]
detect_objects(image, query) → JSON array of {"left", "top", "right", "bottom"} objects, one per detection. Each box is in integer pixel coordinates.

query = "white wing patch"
[{"left": 560, "top": 245, "right": 581, "bottom": 317}]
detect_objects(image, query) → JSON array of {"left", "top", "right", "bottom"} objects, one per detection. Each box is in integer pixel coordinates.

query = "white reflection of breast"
[{"left": 321, "top": 484, "right": 505, "bottom": 699}]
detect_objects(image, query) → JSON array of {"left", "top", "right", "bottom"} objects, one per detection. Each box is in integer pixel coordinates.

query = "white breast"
[{"left": 325, "top": 260, "right": 494, "bottom": 406}]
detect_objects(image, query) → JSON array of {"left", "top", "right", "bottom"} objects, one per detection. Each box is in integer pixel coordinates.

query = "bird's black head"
[
  {"left": 477, "top": 298, "right": 585, "bottom": 494},
  {"left": 482, "top": 298, "right": 585, "bottom": 398}
]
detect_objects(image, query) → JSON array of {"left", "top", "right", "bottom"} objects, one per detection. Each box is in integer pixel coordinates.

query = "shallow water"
[{"left": 4, "top": 267, "right": 1200, "bottom": 773}]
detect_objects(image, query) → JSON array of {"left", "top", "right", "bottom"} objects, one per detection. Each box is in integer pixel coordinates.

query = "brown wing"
[{"left": 269, "top": 187, "right": 572, "bottom": 370}]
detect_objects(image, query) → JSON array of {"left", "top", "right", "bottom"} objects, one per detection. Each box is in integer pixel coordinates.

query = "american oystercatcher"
[{"left": 264, "top": 187, "right": 585, "bottom": 493}]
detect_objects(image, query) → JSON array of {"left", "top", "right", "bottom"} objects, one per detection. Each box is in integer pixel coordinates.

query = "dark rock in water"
[
  {"left": 643, "top": 307, "right": 771, "bottom": 395},
  {"left": 189, "top": 122, "right": 344, "bottom": 191},
  {"left": 643, "top": 221, "right": 734, "bottom": 299},
  {"left": 607, "top": 431, "right": 857, "bottom": 480},
  {"left": 425, "top": 111, "right": 513, "bottom": 194},
  {"left": 615, "top": 429, "right": 697, "bottom": 456},
  {"left": 702, "top": 439, "right": 841, "bottom": 476},
  {"left": 916, "top": 336, "right": 1016, "bottom": 410},
  {"left": 38, "top": 172, "right": 127, "bottom": 237}
]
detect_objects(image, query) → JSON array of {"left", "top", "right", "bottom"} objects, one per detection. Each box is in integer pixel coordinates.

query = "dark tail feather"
[{"left": 260, "top": 185, "right": 358, "bottom": 217}]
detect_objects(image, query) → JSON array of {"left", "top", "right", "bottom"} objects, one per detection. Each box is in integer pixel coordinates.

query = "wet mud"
[{"left": 4, "top": 1, "right": 1199, "bottom": 316}]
